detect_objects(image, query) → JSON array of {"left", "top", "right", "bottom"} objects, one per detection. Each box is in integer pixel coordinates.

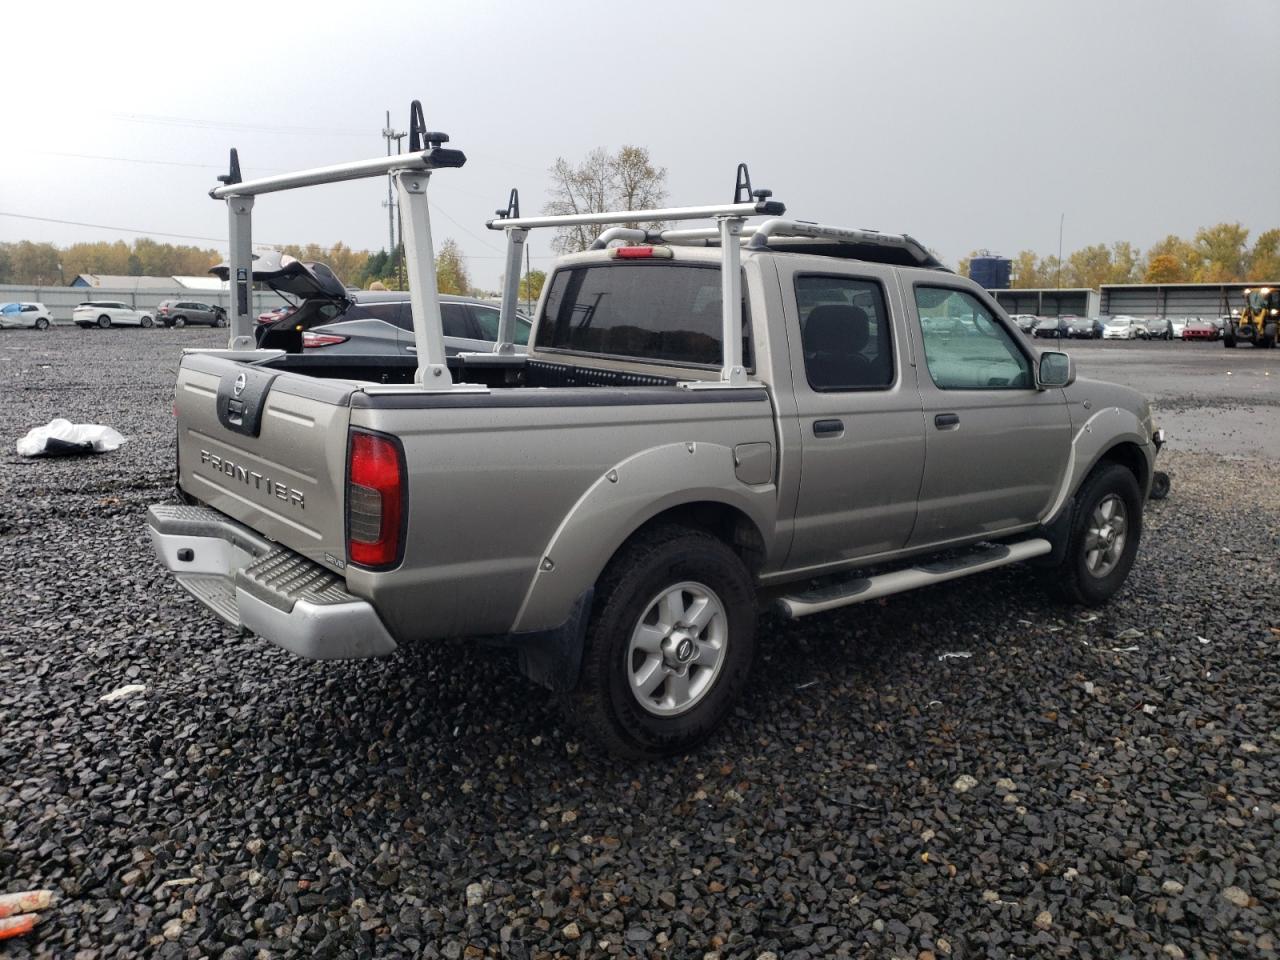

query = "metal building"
[
  {"left": 1099, "top": 281, "right": 1277, "bottom": 317},
  {"left": 991, "top": 288, "right": 1100, "bottom": 318}
]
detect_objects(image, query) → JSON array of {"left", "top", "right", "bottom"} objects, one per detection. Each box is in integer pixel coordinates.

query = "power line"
[
  {"left": 112, "top": 112, "right": 368, "bottom": 137},
  {"left": 32, "top": 150, "right": 289, "bottom": 173}
]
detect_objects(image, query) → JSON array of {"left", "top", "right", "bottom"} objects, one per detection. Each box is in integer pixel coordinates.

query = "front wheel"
[
  {"left": 214, "top": 314, "right": 226, "bottom": 328},
  {"left": 97, "top": 315, "right": 111, "bottom": 329},
  {"left": 1044, "top": 463, "right": 1143, "bottom": 606},
  {"left": 172, "top": 316, "right": 186, "bottom": 328},
  {"left": 1261, "top": 324, "right": 1277, "bottom": 349},
  {"left": 570, "top": 525, "right": 756, "bottom": 759}
]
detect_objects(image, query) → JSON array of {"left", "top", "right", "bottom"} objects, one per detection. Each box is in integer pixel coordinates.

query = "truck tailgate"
[{"left": 175, "top": 353, "right": 353, "bottom": 572}]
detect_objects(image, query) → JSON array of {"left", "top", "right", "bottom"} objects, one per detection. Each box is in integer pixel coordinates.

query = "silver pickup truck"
[{"left": 148, "top": 121, "right": 1162, "bottom": 757}]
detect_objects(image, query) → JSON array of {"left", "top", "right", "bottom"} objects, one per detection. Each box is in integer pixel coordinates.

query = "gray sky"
[{"left": 3, "top": 0, "right": 1277, "bottom": 289}]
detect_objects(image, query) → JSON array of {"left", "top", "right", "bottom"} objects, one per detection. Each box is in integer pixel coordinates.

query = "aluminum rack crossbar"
[
  {"left": 486, "top": 199, "right": 784, "bottom": 385},
  {"left": 208, "top": 121, "right": 470, "bottom": 389},
  {"left": 209, "top": 148, "right": 462, "bottom": 200}
]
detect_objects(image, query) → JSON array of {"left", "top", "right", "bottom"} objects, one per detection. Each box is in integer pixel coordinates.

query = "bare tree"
[{"left": 543, "top": 146, "right": 668, "bottom": 254}]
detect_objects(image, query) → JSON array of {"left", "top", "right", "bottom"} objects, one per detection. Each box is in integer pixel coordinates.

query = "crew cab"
[{"left": 147, "top": 122, "right": 1162, "bottom": 758}]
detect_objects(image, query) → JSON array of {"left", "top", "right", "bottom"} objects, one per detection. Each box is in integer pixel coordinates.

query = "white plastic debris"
[
  {"left": 937, "top": 651, "right": 973, "bottom": 662},
  {"left": 1196, "top": 636, "right": 1210, "bottom": 645},
  {"left": 99, "top": 684, "right": 147, "bottom": 703},
  {"left": 1114, "top": 627, "right": 1145, "bottom": 641},
  {"left": 16, "top": 419, "right": 126, "bottom": 457},
  {"left": 1111, "top": 645, "right": 1140, "bottom": 653}
]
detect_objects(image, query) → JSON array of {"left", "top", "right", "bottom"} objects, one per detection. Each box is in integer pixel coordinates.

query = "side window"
[
  {"left": 469, "top": 306, "right": 500, "bottom": 341},
  {"left": 357, "top": 302, "right": 405, "bottom": 327},
  {"left": 440, "top": 303, "right": 475, "bottom": 339},
  {"left": 914, "top": 286, "right": 1032, "bottom": 390},
  {"left": 795, "top": 275, "right": 894, "bottom": 391}
]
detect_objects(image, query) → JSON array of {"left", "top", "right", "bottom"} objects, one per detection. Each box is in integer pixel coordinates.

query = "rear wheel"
[
  {"left": 34, "top": 317, "right": 49, "bottom": 330},
  {"left": 1044, "top": 463, "right": 1143, "bottom": 607},
  {"left": 1261, "top": 324, "right": 1277, "bottom": 349},
  {"left": 214, "top": 314, "right": 226, "bottom": 328},
  {"left": 570, "top": 525, "right": 756, "bottom": 759},
  {"left": 140, "top": 315, "right": 154, "bottom": 328},
  {"left": 97, "top": 315, "right": 111, "bottom": 329}
]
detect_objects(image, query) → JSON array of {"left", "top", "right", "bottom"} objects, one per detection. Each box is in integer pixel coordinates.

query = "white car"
[
  {"left": 0, "top": 302, "right": 54, "bottom": 330},
  {"left": 1168, "top": 316, "right": 1191, "bottom": 339},
  {"left": 72, "top": 301, "right": 155, "bottom": 329},
  {"left": 1102, "top": 316, "right": 1137, "bottom": 340}
]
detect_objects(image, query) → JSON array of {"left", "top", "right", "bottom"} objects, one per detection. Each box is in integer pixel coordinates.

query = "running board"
[{"left": 775, "top": 538, "right": 1052, "bottom": 619}]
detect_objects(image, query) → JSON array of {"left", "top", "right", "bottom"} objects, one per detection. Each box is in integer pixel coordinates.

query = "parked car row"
[{"left": 1017, "top": 313, "right": 1229, "bottom": 342}]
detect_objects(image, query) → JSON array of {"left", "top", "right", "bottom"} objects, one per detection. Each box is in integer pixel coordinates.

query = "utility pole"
[
  {"left": 1056, "top": 212, "right": 1065, "bottom": 291},
  {"left": 382, "top": 110, "right": 406, "bottom": 285}
]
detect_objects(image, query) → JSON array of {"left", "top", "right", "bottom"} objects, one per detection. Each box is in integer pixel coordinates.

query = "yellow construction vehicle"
[{"left": 1223, "top": 286, "right": 1278, "bottom": 348}]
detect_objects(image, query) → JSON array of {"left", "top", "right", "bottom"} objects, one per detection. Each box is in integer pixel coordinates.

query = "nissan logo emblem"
[{"left": 233, "top": 373, "right": 247, "bottom": 398}]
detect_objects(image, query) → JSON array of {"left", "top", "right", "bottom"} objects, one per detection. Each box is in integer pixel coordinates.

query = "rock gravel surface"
[{"left": 1, "top": 328, "right": 1277, "bottom": 959}]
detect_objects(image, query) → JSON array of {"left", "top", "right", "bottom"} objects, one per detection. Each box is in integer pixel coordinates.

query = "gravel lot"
[{"left": 2, "top": 328, "right": 1277, "bottom": 959}]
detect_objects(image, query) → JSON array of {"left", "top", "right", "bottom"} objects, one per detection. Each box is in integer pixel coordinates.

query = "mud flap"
[
  {"left": 508, "top": 589, "right": 594, "bottom": 693},
  {"left": 1029, "top": 501, "right": 1074, "bottom": 568}
]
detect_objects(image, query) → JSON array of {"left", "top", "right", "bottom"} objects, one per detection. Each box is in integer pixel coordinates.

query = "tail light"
[
  {"left": 346, "top": 430, "right": 405, "bottom": 568},
  {"left": 303, "top": 332, "right": 349, "bottom": 348}
]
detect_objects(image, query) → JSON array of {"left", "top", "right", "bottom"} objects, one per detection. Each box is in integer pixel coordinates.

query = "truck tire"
[
  {"left": 1044, "top": 463, "right": 1143, "bottom": 607},
  {"left": 571, "top": 524, "right": 756, "bottom": 759},
  {"left": 1262, "top": 324, "right": 1277, "bottom": 349}
]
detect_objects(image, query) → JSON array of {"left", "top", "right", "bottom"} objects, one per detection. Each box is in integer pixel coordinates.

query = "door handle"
[
  {"left": 934, "top": 413, "right": 960, "bottom": 429},
  {"left": 405, "top": 346, "right": 416, "bottom": 353},
  {"left": 813, "top": 419, "right": 844, "bottom": 437}
]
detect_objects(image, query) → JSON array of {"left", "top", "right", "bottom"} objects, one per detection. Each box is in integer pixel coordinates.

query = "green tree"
[
  {"left": 519, "top": 269, "right": 546, "bottom": 303},
  {"left": 435, "top": 238, "right": 470, "bottom": 295},
  {"left": 8, "top": 241, "right": 61, "bottom": 285},
  {"left": 1249, "top": 228, "right": 1280, "bottom": 280},
  {"left": 1107, "top": 242, "right": 1142, "bottom": 285},
  {"left": 1193, "top": 222, "right": 1250, "bottom": 282},
  {"left": 1065, "top": 243, "right": 1112, "bottom": 290},
  {"left": 544, "top": 145, "right": 668, "bottom": 254}
]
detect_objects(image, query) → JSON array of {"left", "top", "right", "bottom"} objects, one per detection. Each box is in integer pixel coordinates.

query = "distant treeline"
[
  {"left": 0, "top": 238, "right": 461, "bottom": 293},
  {"left": 958, "top": 223, "right": 1280, "bottom": 289}
]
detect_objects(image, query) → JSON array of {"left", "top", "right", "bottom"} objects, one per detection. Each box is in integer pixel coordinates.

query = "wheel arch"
[{"left": 510, "top": 441, "right": 776, "bottom": 634}]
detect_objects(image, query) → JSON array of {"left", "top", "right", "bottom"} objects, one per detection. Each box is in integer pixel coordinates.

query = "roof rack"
[
  {"left": 210, "top": 100, "right": 472, "bottom": 390},
  {"left": 590, "top": 220, "right": 942, "bottom": 270},
  {"left": 487, "top": 164, "right": 784, "bottom": 386}
]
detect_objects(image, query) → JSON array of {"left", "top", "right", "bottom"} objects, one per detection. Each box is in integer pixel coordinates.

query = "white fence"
[{"left": 0, "top": 284, "right": 292, "bottom": 323}]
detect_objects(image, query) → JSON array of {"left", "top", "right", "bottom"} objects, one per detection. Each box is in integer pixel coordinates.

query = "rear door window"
[
  {"left": 440, "top": 303, "right": 477, "bottom": 339},
  {"left": 795, "top": 275, "right": 894, "bottom": 390},
  {"left": 536, "top": 262, "right": 748, "bottom": 367}
]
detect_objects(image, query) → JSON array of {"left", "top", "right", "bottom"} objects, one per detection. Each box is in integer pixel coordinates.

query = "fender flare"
[
  {"left": 509, "top": 440, "right": 776, "bottom": 634},
  {"left": 1039, "top": 407, "right": 1152, "bottom": 535}
]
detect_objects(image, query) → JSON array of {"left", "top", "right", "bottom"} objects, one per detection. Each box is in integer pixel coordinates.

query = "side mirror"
[{"left": 1038, "top": 350, "right": 1074, "bottom": 389}]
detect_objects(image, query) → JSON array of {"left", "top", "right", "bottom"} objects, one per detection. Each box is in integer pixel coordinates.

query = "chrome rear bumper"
[{"left": 147, "top": 504, "right": 396, "bottom": 659}]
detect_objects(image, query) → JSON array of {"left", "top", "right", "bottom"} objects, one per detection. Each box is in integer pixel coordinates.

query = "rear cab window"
[
  {"left": 535, "top": 262, "right": 749, "bottom": 369},
  {"left": 795, "top": 275, "right": 894, "bottom": 390}
]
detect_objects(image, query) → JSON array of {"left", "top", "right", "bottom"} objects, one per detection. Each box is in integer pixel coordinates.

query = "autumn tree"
[
  {"left": 1144, "top": 234, "right": 1199, "bottom": 282},
  {"left": 1010, "top": 250, "right": 1049, "bottom": 288},
  {"left": 544, "top": 146, "right": 668, "bottom": 254},
  {"left": 435, "top": 238, "right": 470, "bottom": 295},
  {"left": 1144, "top": 254, "right": 1185, "bottom": 284}
]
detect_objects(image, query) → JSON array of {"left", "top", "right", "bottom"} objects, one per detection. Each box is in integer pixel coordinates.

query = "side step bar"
[{"left": 775, "top": 538, "right": 1052, "bottom": 619}]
